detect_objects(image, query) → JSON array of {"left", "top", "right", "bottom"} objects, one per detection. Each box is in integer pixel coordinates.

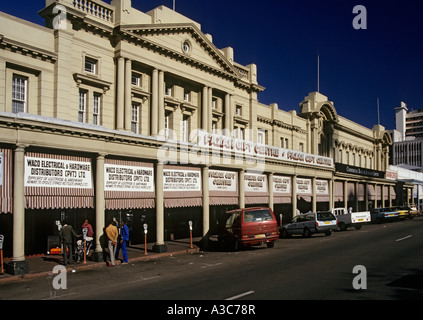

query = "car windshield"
[
  {"left": 317, "top": 212, "right": 335, "bottom": 221},
  {"left": 243, "top": 209, "right": 273, "bottom": 223}
]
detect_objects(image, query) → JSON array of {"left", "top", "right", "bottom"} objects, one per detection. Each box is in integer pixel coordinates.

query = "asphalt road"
[{"left": 1, "top": 217, "right": 422, "bottom": 303}]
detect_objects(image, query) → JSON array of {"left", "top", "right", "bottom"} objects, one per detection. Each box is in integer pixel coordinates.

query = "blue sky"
[{"left": 1, "top": 0, "right": 422, "bottom": 131}]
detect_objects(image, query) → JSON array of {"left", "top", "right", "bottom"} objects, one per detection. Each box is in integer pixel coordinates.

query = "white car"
[{"left": 280, "top": 211, "right": 338, "bottom": 238}]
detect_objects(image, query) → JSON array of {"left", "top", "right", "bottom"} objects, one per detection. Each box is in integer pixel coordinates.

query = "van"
[
  {"left": 218, "top": 207, "right": 279, "bottom": 251},
  {"left": 280, "top": 211, "right": 338, "bottom": 238}
]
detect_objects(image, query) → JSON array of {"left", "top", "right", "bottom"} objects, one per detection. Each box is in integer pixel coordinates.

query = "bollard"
[
  {"left": 143, "top": 224, "right": 148, "bottom": 255},
  {"left": 82, "top": 228, "right": 88, "bottom": 264},
  {"left": 0, "top": 235, "right": 4, "bottom": 274},
  {"left": 188, "top": 221, "right": 193, "bottom": 249}
]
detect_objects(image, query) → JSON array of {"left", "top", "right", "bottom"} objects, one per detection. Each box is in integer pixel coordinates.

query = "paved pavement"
[{"left": 0, "top": 237, "right": 201, "bottom": 283}]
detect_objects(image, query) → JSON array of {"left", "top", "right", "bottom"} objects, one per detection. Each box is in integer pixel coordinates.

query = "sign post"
[
  {"left": 0, "top": 235, "right": 4, "bottom": 274},
  {"left": 82, "top": 227, "right": 88, "bottom": 264},
  {"left": 143, "top": 224, "right": 148, "bottom": 255},
  {"left": 188, "top": 221, "right": 193, "bottom": 249}
]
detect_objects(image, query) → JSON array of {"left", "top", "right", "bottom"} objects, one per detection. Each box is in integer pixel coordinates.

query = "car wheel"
[
  {"left": 354, "top": 224, "right": 362, "bottom": 230},
  {"left": 339, "top": 222, "right": 347, "bottom": 231},
  {"left": 281, "top": 229, "right": 290, "bottom": 238},
  {"left": 232, "top": 238, "right": 240, "bottom": 252},
  {"left": 324, "top": 230, "right": 332, "bottom": 236},
  {"left": 302, "top": 228, "right": 311, "bottom": 238},
  {"left": 266, "top": 241, "right": 275, "bottom": 248}
]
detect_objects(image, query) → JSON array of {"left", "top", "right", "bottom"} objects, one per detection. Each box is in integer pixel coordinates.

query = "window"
[
  {"left": 165, "top": 84, "right": 172, "bottom": 97},
  {"left": 212, "top": 98, "right": 217, "bottom": 109},
  {"left": 235, "top": 126, "right": 244, "bottom": 140},
  {"left": 131, "top": 73, "right": 141, "bottom": 87},
  {"left": 93, "top": 93, "right": 101, "bottom": 125},
  {"left": 235, "top": 105, "right": 242, "bottom": 116},
  {"left": 299, "top": 143, "right": 304, "bottom": 152},
  {"left": 184, "top": 89, "right": 190, "bottom": 102},
  {"left": 131, "top": 103, "right": 140, "bottom": 133},
  {"left": 257, "top": 129, "right": 266, "bottom": 144},
  {"left": 164, "top": 111, "right": 171, "bottom": 139},
  {"left": 78, "top": 90, "right": 87, "bottom": 123},
  {"left": 12, "top": 75, "right": 27, "bottom": 113},
  {"left": 182, "top": 115, "right": 190, "bottom": 142},
  {"left": 212, "top": 121, "right": 217, "bottom": 134},
  {"left": 84, "top": 57, "right": 97, "bottom": 74}
]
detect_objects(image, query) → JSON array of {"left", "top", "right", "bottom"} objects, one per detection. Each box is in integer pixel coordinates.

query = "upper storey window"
[
  {"left": 84, "top": 57, "right": 98, "bottom": 75},
  {"left": 12, "top": 74, "right": 27, "bottom": 113}
]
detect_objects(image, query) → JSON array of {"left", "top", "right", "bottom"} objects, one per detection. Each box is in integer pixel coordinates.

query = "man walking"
[
  {"left": 116, "top": 220, "right": 129, "bottom": 264},
  {"left": 105, "top": 220, "right": 118, "bottom": 266},
  {"left": 60, "top": 221, "right": 79, "bottom": 265}
]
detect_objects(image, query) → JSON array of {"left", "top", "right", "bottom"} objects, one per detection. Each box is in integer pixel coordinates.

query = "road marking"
[
  {"left": 396, "top": 235, "right": 413, "bottom": 242},
  {"left": 200, "top": 263, "right": 222, "bottom": 269},
  {"left": 225, "top": 290, "right": 255, "bottom": 300}
]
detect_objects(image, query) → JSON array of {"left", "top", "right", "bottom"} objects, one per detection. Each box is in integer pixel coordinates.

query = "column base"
[
  {"left": 5, "top": 260, "right": 30, "bottom": 276},
  {"left": 152, "top": 243, "right": 168, "bottom": 253},
  {"left": 91, "top": 251, "right": 105, "bottom": 262}
]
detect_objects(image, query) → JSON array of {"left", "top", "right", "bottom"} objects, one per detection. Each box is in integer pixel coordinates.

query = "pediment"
[{"left": 119, "top": 23, "right": 241, "bottom": 80}]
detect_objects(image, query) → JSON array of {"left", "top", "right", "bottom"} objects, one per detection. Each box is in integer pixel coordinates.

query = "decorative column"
[
  {"left": 224, "top": 93, "right": 233, "bottom": 137},
  {"left": 7, "top": 144, "right": 29, "bottom": 275},
  {"left": 151, "top": 69, "right": 159, "bottom": 136},
  {"left": 202, "top": 165, "right": 210, "bottom": 237},
  {"left": 312, "top": 177, "right": 317, "bottom": 213},
  {"left": 153, "top": 161, "right": 167, "bottom": 253},
  {"left": 124, "top": 58, "right": 132, "bottom": 131},
  {"left": 292, "top": 175, "right": 297, "bottom": 217},
  {"left": 93, "top": 153, "right": 106, "bottom": 262},
  {"left": 239, "top": 169, "right": 245, "bottom": 208},
  {"left": 202, "top": 86, "right": 208, "bottom": 131},
  {"left": 268, "top": 173, "right": 274, "bottom": 211},
  {"left": 158, "top": 70, "right": 165, "bottom": 137},
  {"left": 116, "top": 57, "right": 125, "bottom": 131}
]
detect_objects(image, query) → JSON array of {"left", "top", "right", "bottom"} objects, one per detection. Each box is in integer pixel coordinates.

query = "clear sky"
[{"left": 1, "top": 0, "right": 422, "bottom": 131}]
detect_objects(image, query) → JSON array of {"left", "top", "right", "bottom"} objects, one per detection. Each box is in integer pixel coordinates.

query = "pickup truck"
[{"left": 331, "top": 208, "right": 371, "bottom": 231}]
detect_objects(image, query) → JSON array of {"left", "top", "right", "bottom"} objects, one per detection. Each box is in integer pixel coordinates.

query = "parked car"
[
  {"left": 406, "top": 205, "right": 420, "bottom": 219},
  {"left": 331, "top": 208, "right": 370, "bottom": 231},
  {"left": 370, "top": 207, "right": 398, "bottom": 223},
  {"left": 280, "top": 211, "right": 338, "bottom": 238},
  {"left": 218, "top": 207, "right": 279, "bottom": 251},
  {"left": 393, "top": 206, "right": 409, "bottom": 219}
]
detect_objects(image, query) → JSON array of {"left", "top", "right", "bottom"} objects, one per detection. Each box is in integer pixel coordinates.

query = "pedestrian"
[
  {"left": 116, "top": 220, "right": 129, "bottom": 264},
  {"left": 105, "top": 220, "right": 118, "bottom": 266},
  {"left": 60, "top": 221, "right": 79, "bottom": 265},
  {"left": 81, "top": 219, "right": 94, "bottom": 238}
]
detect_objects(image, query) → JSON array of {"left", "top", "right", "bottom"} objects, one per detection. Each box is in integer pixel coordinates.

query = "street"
[{"left": 1, "top": 217, "right": 422, "bottom": 303}]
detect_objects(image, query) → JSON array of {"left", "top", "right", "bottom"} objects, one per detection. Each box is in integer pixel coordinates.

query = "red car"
[{"left": 218, "top": 207, "right": 279, "bottom": 251}]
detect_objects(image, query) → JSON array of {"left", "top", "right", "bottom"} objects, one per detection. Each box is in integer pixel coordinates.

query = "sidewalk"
[{"left": 0, "top": 237, "right": 202, "bottom": 283}]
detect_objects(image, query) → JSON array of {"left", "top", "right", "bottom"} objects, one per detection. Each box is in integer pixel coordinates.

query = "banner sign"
[
  {"left": 104, "top": 164, "right": 154, "bottom": 192},
  {"left": 163, "top": 169, "right": 201, "bottom": 192},
  {"left": 273, "top": 176, "right": 291, "bottom": 194},
  {"left": 209, "top": 170, "right": 237, "bottom": 192},
  {"left": 316, "top": 179, "right": 329, "bottom": 195},
  {"left": 24, "top": 156, "right": 92, "bottom": 188},
  {"left": 198, "top": 131, "right": 333, "bottom": 169},
  {"left": 244, "top": 173, "right": 267, "bottom": 192},
  {"left": 296, "top": 178, "right": 312, "bottom": 194}
]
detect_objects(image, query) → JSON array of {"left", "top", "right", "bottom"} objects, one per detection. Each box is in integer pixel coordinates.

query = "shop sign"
[
  {"left": 296, "top": 178, "right": 312, "bottom": 194},
  {"left": 335, "top": 163, "right": 385, "bottom": 178},
  {"left": 209, "top": 170, "right": 237, "bottom": 192},
  {"left": 198, "top": 131, "right": 334, "bottom": 169},
  {"left": 244, "top": 173, "right": 267, "bottom": 192},
  {"left": 163, "top": 169, "right": 201, "bottom": 192},
  {"left": 104, "top": 164, "right": 154, "bottom": 192},
  {"left": 24, "top": 156, "right": 92, "bottom": 188},
  {"left": 316, "top": 180, "right": 329, "bottom": 195},
  {"left": 273, "top": 176, "right": 291, "bottom": 194}
]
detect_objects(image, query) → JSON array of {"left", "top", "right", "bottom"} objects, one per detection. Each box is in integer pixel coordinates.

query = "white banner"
[
  {"left": 245, "top": 173, "right": 267, "bottom": 192},
  {"left": 163, "top": 169, "right": 201, "bottom": 192},
  {"left": 24, "top": 156, "right": 92, "bottom": 188},
  {"left": 296, "top": 178, "right": 312, "bottom": 194},
  {"left": 315, "top": 179, "right": 329, "bottom": 195},
  {"left": 198, "top": 131, "right": 333, "bottom": 169},
  {"left": 273, "top": 175, "right": 291, "bottom": 194},
  {"left": 104, "top": 164, "right": 154, "bottom": 192},
  {"left": 209, "top": 170, "right": 237, "bottom": 192}
]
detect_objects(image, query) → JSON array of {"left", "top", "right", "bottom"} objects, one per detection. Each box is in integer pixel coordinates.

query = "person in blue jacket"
[{"left": 116, "top": 219, "right": 129, "bottom": 264}]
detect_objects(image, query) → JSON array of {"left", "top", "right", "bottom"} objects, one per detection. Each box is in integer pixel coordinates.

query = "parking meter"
[
  {"left": 143, "top": 223, "right": 148, "bottom": 235},
  {"left": 143, "top": 224, "right": 148, "bottom": 255},
  {"left": 188, "top": 221, "right": 193, "bottom": 248},
  {"left": 0, "top": 235, "right": 4, "bottom": 250},
  {"left": 82, "top": 227, "right": 88, "bottom": 240},
  {"left": 188, "top": 221, "right": 193, "bottom": 231}
]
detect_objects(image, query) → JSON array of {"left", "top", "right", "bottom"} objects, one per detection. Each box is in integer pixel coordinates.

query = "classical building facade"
[{"left": 0, "top": 0, "right": 409, "bottom": 274}]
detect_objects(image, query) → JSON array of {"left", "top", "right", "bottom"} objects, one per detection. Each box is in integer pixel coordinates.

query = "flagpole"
[
  {"left": 377, "top": 97, "right": 380, "bottom": 125},
  {"left": 317, "top": 53, "right": 320, "bottom": 93},
  {"left": 173, "top": 0, "right": 175, "bottom": 11}
]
